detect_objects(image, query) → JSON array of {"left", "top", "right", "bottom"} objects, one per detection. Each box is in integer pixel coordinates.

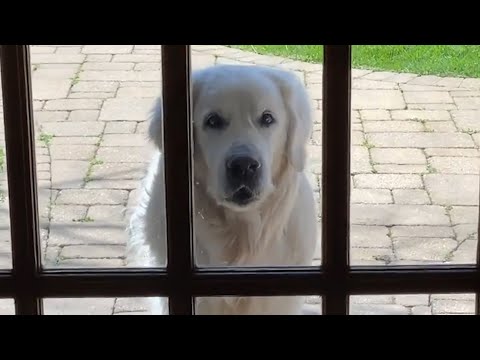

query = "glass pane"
[
  {"left": 43, "top": 297, "right": 164, "bottom": 315},
  {"left": 0, "top": 59, "right": 13, "bottom": 269},
  {"left": 350, "top": 45, "right": 479, "bottom": 266},
  {"left": 0, "top": 299, "right": 14, "bottom": 315},
  {"left": 30, "top": 45, "right": 167, "bottom": 269},
  {"left": 350, "top": 294, "right": 476, "bottom": 315},
  {"left": 195, "top": 296, "right": 321, "bottom": 315},
  {"left": 191, "top": 45, "right": 322, "bottom": 268}
]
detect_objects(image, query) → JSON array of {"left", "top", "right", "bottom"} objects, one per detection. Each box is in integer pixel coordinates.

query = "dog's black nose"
[{"left": 226, "top": 156, "right": 261, "bottom": 182}]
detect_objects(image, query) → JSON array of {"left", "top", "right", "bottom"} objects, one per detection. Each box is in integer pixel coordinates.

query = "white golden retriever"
[{"left": 127, "top": 65, "right": 317, "bottom": 315}]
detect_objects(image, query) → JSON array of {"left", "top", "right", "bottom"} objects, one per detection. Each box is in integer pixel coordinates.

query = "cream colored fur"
[{"left": 127, "top": 65, "right": 317, "bottom": 315}]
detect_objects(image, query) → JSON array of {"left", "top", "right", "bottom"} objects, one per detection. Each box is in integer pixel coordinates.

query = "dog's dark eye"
[
  {"left": 259, "top": 112, "right": 276, "bottom": 128},
  {"left": 204, "top": 113, "right": 227, "bottom": 130}
]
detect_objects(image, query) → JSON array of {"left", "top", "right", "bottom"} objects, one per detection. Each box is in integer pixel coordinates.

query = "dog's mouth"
[{"left": 228, "top": 186, "right": 257, "bottom": 206}]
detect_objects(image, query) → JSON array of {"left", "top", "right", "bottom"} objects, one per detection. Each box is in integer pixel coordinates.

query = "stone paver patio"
[{"left": 0, "top": 45, "right": 479, "bottom": 315}]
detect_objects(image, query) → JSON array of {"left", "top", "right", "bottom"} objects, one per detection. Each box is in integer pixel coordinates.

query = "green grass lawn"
[{"left": 231, "top": 45, "right": 480, "bottom": 78}]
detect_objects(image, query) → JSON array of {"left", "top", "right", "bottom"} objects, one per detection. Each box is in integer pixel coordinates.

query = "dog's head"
[{"left": 149, "top": 65, "right": 313, "bottom": 212}]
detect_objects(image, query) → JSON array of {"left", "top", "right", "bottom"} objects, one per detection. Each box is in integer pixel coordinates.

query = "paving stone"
[
  {"left": 80, "top": 71, "right": 161, "bottom": 82},
  {"left": 350, "top": 247, "right": 394, "bottom": 264},
  {"left": 87, "top": 205, "right": 125, "bottom": 222},
  {"left": 461, "top": 78, "right": 480, "bottom": 89},
  {"left": 407, "top": 75, "right": 442, "bottom": 86},
  {"left": 100, "top": 98, "right": 155, "bottom": 121},
  {"left": 454, "top": 97, "right": 480, "bottom": 109},
  {"left": 431, "top": 293, "right": 475, "bottom": 301},
  {"left": 450, "top": 240, "right": 477, "bottom": 264},
  {"left": 120, "top": 81, "right": 162, "bottom": 88},
  {"left": 48, "top": 222, "right": 128, "bottom": 246},
  {"left": 68, "top": 110, "right": 100, "bottom": 122},
  {"left": 391, "top": 226, "right": 454, "bottom": 238},
  {"left": 351, "top": 146, "right": 371, "bottom": 173},
  {"left": 426, "top": 121, "right": 457, "bottom": 132},
  {"left": 56, "top": 46, "right": 82, "bottom": 54},
  {"left": 50, "top": 145, "right": 96, "bottom": 160},
  {"left": 363, "top": 121, "right": 423, "bottom": 132},
  {"left": 384, "top": 73, "right": 418, "bottom": 83},
  {"left": 115, "top": 311, "right": 150, "bottom": 315},
  {"left": 69, "top": 92, "right": 115, "bottom": 99},
  {"left": 51, "top": 136, "right": 100, "bottom": 145},
  {"left": 432, "top": 300, "right": 475, "bottom": 314},
  {"left": 374, "top": 164, "right": 427, "bottom": 174},
  {"left": 451, "top": 110, "right": 480, "bottom": 131},
  {"left": 56, "top": 189, "right": 128, "bottom": 205},
  {"left": 83, "top": 45, "right": 133, "bottom": 54},
  {"left": 449, "top": 206, "right": 478, "bottom": 225},
  {"left": 435, "top": 77, "right": 464, "bottom": 88},
  {"left": 367, "top": 133, "right": 474, "bottom": 148},
  {"left": 0, "top": 299, "right": 14, "bottom": 315},
  {"left": 72, "top": 81, "right": 119, "bottom": 93},
  {"left": 393, "top": 189, "right": 430, "bottom": 204},
  {"left": 362, "top": 71, "right": 399, "bottom": 81},
  {"left": 85, "top": 180, "right": 139, "bottom": 190},
  {"left": 425, "top": 148, "right": 479, "bottom": 158},
  {"left": 453, "top": 224, "right": 477, "bottom": 242},
  {"left": 42, "top": 122, "right": 104, "bottom": 137},
  {"left": 450, "top": 90, "right": 480, "bottom": 97},
  {"left": 350, "top": 295, "right": 394, "bottom": 304},
  {"left": 394, "top": 295, "right": 429, "bottom": 306},
  {"left": 82, "top": 62, "right": 134, "bottom": 71},
  {"left": 104, "top": 122, "right": 137, "bottom": 134},
  {"left": 34, "top": 111, "right": 69, "bottom": 122},
  {"left": 114, "top": 297, "right": 149, "bottom": 313},
  {"left": 56, "top": 258, "right": 124, "bottom": 268},
  {"left": 33, "top": 101, "right": 44, "bottom": 111},
  {"left": 31, "top": 46, "right": 56, "bottom": 54},
  {"left": 352, "top": 90, "right": 405, "bottom": 110},
  {"left": 112, "top": 54, "right": 161, "bottom": 63},
  {"left": 44, "top": 99, "right": 102, "bottom": 111},
  {"left": 412, "top": 306, "right": 432, "bottom": 315},
  {"left": 51, "top": 160, "right": 89, "bottom": 189},
  {"left": 60, "top": 245, "right": 124, "bottom": 259},
  {"left": 43, "top": 298, "right": 115, "bottom": 315},
  {"left": 354, "top": 174, "right": 422, "bottom": 189},
  {"left": 51, "top": 205, "right": 88, "bottom": 223},
  {"left": 350, "top": 304, "right": 409, "bottom": 315},
  {"left": 429, "top": 157, "right": 479, "bottom": 174},
  {"left": 351, "top": 204, "right": 450, "bottom": 226},
  {"left": 393, "top": 237, "right": 457, "bottom": 261},
  {"left": 351, "top": 189, "right": 392, "bottom": 204},
  {"left": 31, "top": 54, "right": 85, "bottom": 64},
  {"left": 116, "top": 87, "right": 161, "bottom": 98},
  {"left": 351, "top": 69, "right": 373, "bottom": 78},
  {"left": 102, "top": 134, "right": 148, "bottom": 147},
  {"left": 91, "top": 163, "right": 146, "bottom": 181},
  {"left": 371, "top": 148, "right": 426, "bottom": 164},
  {"left": 134, "top": 63, "right": 161, "bottom": 71},
  {"left": 305, "top": 71, "right": 322, "bottom": 84},
  {"left": 350, "top": 225, "right": 390, "bottom": 248},
  {"left": 360, "top": 110, "right": 390, "bottom": 121},
  {"left": 352, "top": 79, "right": 398, "bottom": 90},
  {"left": 390, "top": 110, "right": 450, "bottom": 121},
  {"left": 408, "top": 103, "right": 457, "bottom": 110},
  {"left": 424, "top": 174, "right": 479, "bottom": 206},
  {"left": 32, "top": 70, "right": 72, "bottom": 100}
]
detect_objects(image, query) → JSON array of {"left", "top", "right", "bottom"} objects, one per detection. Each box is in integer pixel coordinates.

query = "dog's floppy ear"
[
  {"left": 148, "top": 97, "right": 164, "bottom": 150},
  {"left": 264, "top": 67, "right": 313, "bottom": 172},
  {"left": 148, "top": 71, "right": 203, "bottom": 150}
]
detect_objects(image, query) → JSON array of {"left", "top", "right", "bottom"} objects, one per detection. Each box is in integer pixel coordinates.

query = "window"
[{"left": 0, "top": 45, "right": 478, "bottom": 315}]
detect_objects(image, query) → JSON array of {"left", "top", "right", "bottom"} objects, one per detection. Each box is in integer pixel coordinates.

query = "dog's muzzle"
[{"left": 225, "top": 148, "right": 262, "bottom": 206}]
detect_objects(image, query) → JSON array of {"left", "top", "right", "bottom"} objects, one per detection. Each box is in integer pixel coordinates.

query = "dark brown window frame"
[{"left": 0, "top": 44, "right": 479, "bottom": 315}]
